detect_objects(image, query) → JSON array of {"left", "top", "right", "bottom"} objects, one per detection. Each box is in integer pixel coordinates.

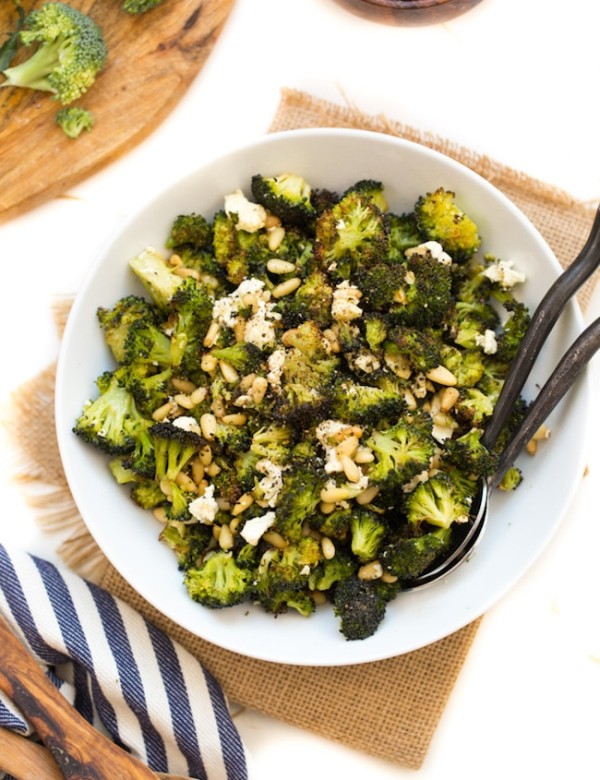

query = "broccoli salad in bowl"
[{"left": 71, "top": 170, "right": 538, "bottom": 642}]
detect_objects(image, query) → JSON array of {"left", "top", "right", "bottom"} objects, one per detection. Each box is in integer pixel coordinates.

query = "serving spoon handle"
[
  {"left": 482, "top": 205, "right": 600, "bottom": 449},
  {"left": 0, "top": 613, "right": 161, "bottom": 780}
]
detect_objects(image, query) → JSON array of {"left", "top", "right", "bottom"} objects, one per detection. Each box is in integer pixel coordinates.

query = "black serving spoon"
[{"left": 406, "top": 205, "right": 600, "bottom": 589}]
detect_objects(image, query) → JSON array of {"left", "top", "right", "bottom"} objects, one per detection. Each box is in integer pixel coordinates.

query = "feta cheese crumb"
[
  {"left": 255, "top": 458, "right": 287, "bottom": 507},
  {"left": 315, "top": 419, "right": 348, "bottom": 474},
  {"left": 405, "top": 240, "right": 452, "bottom": 265},
  {"left": 348, "top": 350, "right": 381, "bottom": 374},
  {"left": 224, "top": 189, "right": 267, "bottom": 233},
  {"left": 188, "top": 484, "right": 219, "bottom": 525},
  {"left": 266, "top": 348, "right": 286, "bottom": 390},
  {"left": 475, "top": 329, "right": 498, "bottom": 355},
  {"left": 482, "top": 259, "right": 526, "bottom": 288},
  {"left": 212, "top": 278, "right": 280, "bottom": 348},
  {"left": 240, "top": 511, "right": 276, "bottom": 546},
  {"left": 331, "top": 281, "right": 363, "bottom": 321},
  {"left": 172, "top": 416, "right": 202, "bottom": 435}
]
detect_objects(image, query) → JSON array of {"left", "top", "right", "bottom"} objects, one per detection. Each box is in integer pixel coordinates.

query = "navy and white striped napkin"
[{"left": 0, "top": 543, "right": 251, "bottom": 780}]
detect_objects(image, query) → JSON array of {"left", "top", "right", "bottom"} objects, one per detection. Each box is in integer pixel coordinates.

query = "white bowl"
[{"left": 55, "top": 128, "right": 591, "bottom": 666}]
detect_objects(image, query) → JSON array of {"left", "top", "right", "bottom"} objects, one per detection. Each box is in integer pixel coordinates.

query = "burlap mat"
[{"left": 4, "top": 89, "right": 598, "bottom": 771}]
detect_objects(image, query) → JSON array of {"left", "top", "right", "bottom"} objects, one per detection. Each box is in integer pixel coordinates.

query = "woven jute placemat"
[{"left": 4, "top": 88, "right": 598, "bottom": 770}]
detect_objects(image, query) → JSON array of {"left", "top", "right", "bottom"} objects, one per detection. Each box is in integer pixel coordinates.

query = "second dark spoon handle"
[
  {"left": 483, "top": 205, "right": 600, "bottom": 449},
  {"left": 492, "top": 315, "right": 600, "bottom": 484}
]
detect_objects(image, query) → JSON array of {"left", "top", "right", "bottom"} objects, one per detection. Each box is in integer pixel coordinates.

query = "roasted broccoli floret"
[
  {"left": 255, "top": 538, "right": 322, "bottom": 617},
  {"left": 122, "top": 0, "right": 166, "bottom": 13},
  {"left": 443, "top": 427, "right": 497, "bottom": 478},
  {"left": 404, "top": 472, "right": 472, "bottom": 529},
  {"left": 349, "top": 509, "right": 387, "bottom": 563},
  {"left": 333, "top": 576, "right": 388, "bottom": 641},
  {"left": 130, "top": 478, "right": 166, "bottom": 510},
  {"left": 440, "top": 345, "right": 485, "bottom": 388},
  {"left": 332, "top": 382, "right": 404, "bottom": 427},
  {"left": 448, "top": 300, "right": 500, "bottom": 350},
  {"left": 212, "top": 209, "right": 267, "bottom": 286},
  {"left": 150, "top": 421, "right": 204, "bottom": 482},
  {"left": 160, "top": 521, "right": 212, "bottom": 570},
  {"left": 279, "top": 270, "right": 333, "bottom": 329},
  {"left": 455, "top": 388, "right": 495, "bottom": 427},
  {"left": 415, "top": 188, "right": 480, "bottom": 261},
  {"left": 494, "top": 295, "right": 531, "bottom": 362},
  {"left": 166, "top": 212, "right": 213, "bottom": 252},
  {"left": 251, "top": 172, "right": 316, "bottom": 227},
  {"left": 129, "top": 247, "right": 185, "bottom": 309},
  {"left": 169, "top": 279, "right": 214, "bottom": 373},
  {"left": 1, "top": 2, "right": 107, "bottom": 105},
  {"left": 388, "top": 326, "right": 442, "bottom": 373},
  {"left": 96, "top": 294, "right": 160, "bottom": 363},
  {"left": 308, "top": 549, "right": 356, "bottom": 591},
  {"left": 343, "top": 179, "right": 388, "bottom": 213},
  {"left": 315, "top": 189, "right": 388, "bottom": 278},
  {"left": 184, "top": 551, "right": 254, "bottom": 608},
  {"left": 274, "top": 459, "right": 326, "bottom": 542},
  {"left": 366, "top": 419, "right": 435, "bottom": 494},
  {"left": 55, "top": 105, "right": 93, "bottom": 138},
  {"left": 73, "top": 371, "right": 142, "bottom": 455},
  {"left": 115, "top": 363, "right": 171, "bottom": 417},
  {"left": 385, "top": 212, "right": 423, "bottom": 263},
  {"left": 497, "top": 465, "right": 523, "bottom": 491},
  {"left": 211, "top": 341, "right": 264, "bottom": 375},
  {"left": 381, "top": 526, "right": 452, "bottom": 581}
]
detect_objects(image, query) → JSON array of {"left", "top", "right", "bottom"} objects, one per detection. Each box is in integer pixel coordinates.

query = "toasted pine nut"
[
  {"left": 201, "top": 353, "right": 218, "bottom": 374},
  {"left": 533, "top": 424, "right": 551, "bottom": 441},
  {"left": 205, "top": 462, "right": 221, "bottom": 477},
  {"left": 381, "top": 570, "right": 398, "bottom": 584},
  {"left": 319, "top": 501, "right": 336, "bottom": 514},
  {"left": 216, "top": 497, "right": 231, "bottom": 511},
  {"left": 153, "top": 507, "right": 168, "bottom": 523},
  {"left": 311, "top": 590, "right": 328, "bottom": 606},
  {"left": 171, "top": 377, "right": 196, "bottom": 393},
  {"left": 200, "top": 413, "right": 217, "bottom": 441},
  {"left": 426, "top": 365, "right": 457, "bottom": 386},
  {"left": 336, "top": 435, "right": 360, "bottom": 459},
  {"left": 211, "top": 396, "right": 226, "bottom": 419},
  {"left": 174, "top": 393, "right": 195, "bottom": 409},
  {"left": 341, "top": 454, "right": 362, "bottom": 483},
  {"left": 272, "top": 277, "right": 302, "bottom": 298},
  {"left": 190, "top": 386, "right": 208, "bottom": 405},
  {"left": 222, "top": 413, "right": 247, "bottom": 426},
  {"left": 203, "top": 321, "right": 220, "bottom": 347},
  {"left": 212, "top": 525, "right": 222, "bottom": 541},
  {"left": 240, "top": 373, "right": 257, "bottom": 391},
  {"left": 358, "top": 561, "right": 383, "bottom": 580},
  {"left": 526, "top": 439, "right": 538, "bottom": 455},
  {"left": 219, "top": 360, "right": 239, "bottom": 383},
  {"left": 320, "top": 485, "right": 352, "bottom": 503},
  {"left": 267, "top": 258, "right": 296, "bottom": 274},
  {"left": 152, "top": 400, "right": 177, "bottom": 421},
  {"left": 250, "top": 376, "right": 268, "bottom": 404},
  {"left": 175, "top": 472, "right": 197, "bottom": 493},
  {"left": 233, "top": 319, "right": 247, "bottom": 342},
  {"left": 191, "top": 459, "right": 205, "bottom": 485},
  {"left": 173, "top": 266, "right": 200, "bottom": 280},
  {"left": 263, "top": 530, "right": 288, "bottom": 549},
  {"left": 321, "top": 537, "right": 336, "bottom": 560},
  {"left": 355, "top": 485, "right": 380, "bottom": 505},
  {"left": 219, "top": 524, "right": 234, "bottom": 550},
  {"left": 232, "top": 493, "right": 254, "bottom": 516},
  {"left": 267, "top": 226, "right": 286, "bottom": 251},
  {"left": 159, "top": 478, "right": 172, "bottom": 499},
  {"left": 169, "top": 253, "right": 183, "bottom": 267},
  {"left": 354, "top": 446, "right": 374, "bottom": 464},
  {"left": 265, "top": 214, "right": 282, "bottom": 229},
  {"left": 199, "top": 444, "right": 213, "bottom": 466},
  {"left": 322, "top": 328, "right": 341, "bottom": 354}
]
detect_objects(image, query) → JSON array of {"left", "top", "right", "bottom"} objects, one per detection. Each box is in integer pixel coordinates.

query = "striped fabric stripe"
[{"left": 0, "top": 544, "right": 250, "bottom": 780}]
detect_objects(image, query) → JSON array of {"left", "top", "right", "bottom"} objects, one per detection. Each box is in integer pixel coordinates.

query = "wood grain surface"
[{"left": 0, "top": 0, "right": 235, "bottom": 223}]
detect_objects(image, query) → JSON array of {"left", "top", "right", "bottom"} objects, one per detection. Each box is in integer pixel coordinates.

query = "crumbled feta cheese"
[
  {"left": 348, "top": 350, "right": 381, "bottom": 374},
  {"left": 224, "top": 189, "right": 267, "bottom": 233},
  {"left": 331, "top": 281, "right": 363, "bottom": 321},
  {"left": 482, "top": 259, "right": 526, "bottom": 288},
  {"left": 188, "top": 484, "right": 219, "bottom": 525},
  {"left": 172, "top": 416, "right": 202, "bottom": 435},
  {"left": 244, "top": 299, "right": 281, "bottom": 349},
  {"left": 475, "top": 329, "right": 498, "bottom": 355},
  {"left": 406, "top": 240, "right": 452, "bottom": 265},
  {"left": 266, "top": 348, "right": 286, "bottom": 389},
  {"left": 255, "top": 459, "right": 287, "bottom": 507},
  {"left": 402, "top": 469, "right": 431, "bottom": 493},
  {"left": 315, "top": 419, "right": 349, "bottom": 474},
  {"left": 240, "top": 511, "right": 276, "bottom": 546},
  {"left": 212, "top": 278, "right": 280, "bottom": 348}
]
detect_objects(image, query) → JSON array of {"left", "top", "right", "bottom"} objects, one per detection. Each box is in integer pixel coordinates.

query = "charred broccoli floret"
[
  {"left": 448, "top": 301, "right": 500, "bottom": 350},
  {"left": 349, "top": 509, "right": 387, "bottom": 563},
  {"left": 443, "top": 427, "right": 497, "bottom": 478},
  {"left": 333, "top": 576, "right": 388, "bottom": 641},
  {"left": 255, "top": 538, "right": 322, "bottom": 617},
  {"left": 184, "top": 551, "right": 254, "bottom": 608},
  {"left": 1, "top": 2, "right": 107, "bottom": 105},
  {"left": 96, "top": 295, "right": 160, "bottom": 364},
  {"left": 160, "top": 521, "right": 212, "bottom": 570},
  {"left": 169, "top": 279, "right": 214, "bottom": 373},
  {"left": 211, "top": 341, "right": 264, "bottom": 375},
  {"left": 366, "top": 419, "right": 435, "bottom": 493},
  {"left": 251, "top": 172, "right": 316, "bottom": 227},
  {"left": 381, "top": 526, "right": 452, "bottom": 581},
  {"left": 385, "top": 212, "right": 423, "bottom": 262},
  {"left": 332, "top": 382, "right": 405, "bottom": 427},
  {"left": 274, "top": 459, "right": 326, "bottom": 542},
  {"left": 166, "top": 212, "right": 213, "bottom": 252}
]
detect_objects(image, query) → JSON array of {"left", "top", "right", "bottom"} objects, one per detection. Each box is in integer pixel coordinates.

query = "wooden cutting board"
[{"left": 0, "top": 0, "right": 235, "bottom": 223}]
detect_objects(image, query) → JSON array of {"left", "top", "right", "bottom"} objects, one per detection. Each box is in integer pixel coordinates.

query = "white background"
[{"left": 1, "top": 1, "right": 599, "bottom": 778}]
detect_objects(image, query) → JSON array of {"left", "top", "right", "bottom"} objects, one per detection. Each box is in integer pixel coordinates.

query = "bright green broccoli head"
[
  {"left": 129, "top": 247, "right": 186, "bottom": 309},
  {"left": 314, "top": 190, "right": 389, "bottom": 278},
  {"left": 166, "top": 212, "right": 213, "bottom": 252},
  {"left": 349, "top": 509, "right": 387, "bottom": 563},
  {"left": 96, "top": 294, "right": 160, "bottom": 363},
  {"left": 448, "top": 300, "right": 500, "bottom": 350},
  {"left": 184, "top": 550, "right": 254, "bottom": 609},
  {"left": 55, "top": 105, "right": 93, "bottom": 138},
  {"left": 251, "top": 172, "right": 316, "bottom": 227},
  {"left": 404, "top": 472, "right": 472, "bottom": 530},
  {"left": 385, "top": 212, "right": 423, "bottom": 263},
  {"left": 149, "top": 421, "right": 204, "bottom": 483},
  {"left": 255, "top": 539, "right": 322, "bottom": 617},
  {"left": 415, "top": 188, "right": 480, "bottom": 261},
  {"left": 1, "top": 2, "right": 107, "bottom": 105},
  {"left": 366, "top": 418, "right": 435, "bottom": 491},
  {"left": 443, "top": 427, "right": 497, "bottom": 478}
]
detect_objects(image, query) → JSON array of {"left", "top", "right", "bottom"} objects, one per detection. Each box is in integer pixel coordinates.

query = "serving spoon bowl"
[{"left": 407, "top": 204, "right": 600, "bottom": 589}]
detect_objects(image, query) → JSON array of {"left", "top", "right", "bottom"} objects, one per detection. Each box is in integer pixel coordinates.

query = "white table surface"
[{"left": 1, "top": 0, "right": 600, "bottom": 778}]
